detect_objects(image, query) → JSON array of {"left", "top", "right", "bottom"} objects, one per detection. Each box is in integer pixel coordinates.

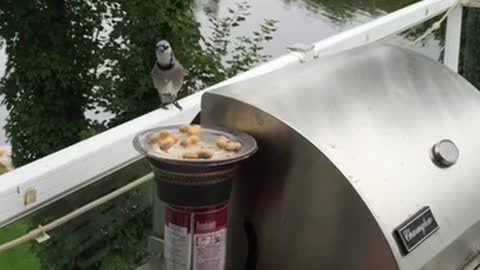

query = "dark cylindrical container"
[{"left": 133, "top": 125, "right": 257, "bottom": 270}]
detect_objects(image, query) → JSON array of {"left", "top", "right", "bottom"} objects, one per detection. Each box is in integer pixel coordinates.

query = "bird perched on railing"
[{"left": 151, "top": 40, "right": 185, "bottom": 110}]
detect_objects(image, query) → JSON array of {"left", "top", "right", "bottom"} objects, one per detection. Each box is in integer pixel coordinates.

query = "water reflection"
[
  {"left": 283, "top": 0, "right": 418, "bottom": 24},
  {"left": 195, "top": 0, "right": 443, "bottom": 62}
]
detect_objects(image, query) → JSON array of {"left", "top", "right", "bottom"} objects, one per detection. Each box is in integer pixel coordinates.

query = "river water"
[{"left": 195, "top": 0, "right": 441, "bottom": 59}]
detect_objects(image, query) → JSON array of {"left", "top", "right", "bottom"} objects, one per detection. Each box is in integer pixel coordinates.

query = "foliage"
[
  {"left": 463, "top": 9, "right": 480, "bottom": 89},
  {"left": 203, "top": 1, "right": 278, "bottom": 78},
  {"left": 0, "top": 220, "right": 40, "bottom": 270},
  {"left": 0, "top": 0, "right": 278, "bottom": 165},
  {"left": 28, "top": 162, "right": 153, "bottom": 270},
  {"left": 94, "top": 0, "right": 212, "bottom": 126},
  {"left": 0, "top": 0, "right": 107, "bottom": 166},
  {"left": 97, "top": 0, "right": 278, "bottom": 127}
]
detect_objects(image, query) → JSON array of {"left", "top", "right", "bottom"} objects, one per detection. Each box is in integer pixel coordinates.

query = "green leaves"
[
  {"left": 0, "top": 0, "right": 280, "bottom": 166},
  {"left": 202, "top": 1, "right": 279, "bottom": 79},
  {"left": 0, "top": 0, "right": 99, "bottom": 166}
]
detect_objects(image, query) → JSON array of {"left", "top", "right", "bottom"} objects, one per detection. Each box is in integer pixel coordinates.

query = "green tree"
[
  {"left": 98, "top": 0, "right": 278, "bottom": 127},
  {"left": 203, "top": 2, "right": 277, "bottom": 79},
  {"left": 0, "top": 0, "right": 278, "bottom": 163},
  {"left": 95, "top": 0, "right": 219, "bottom": 126},
  {"left": 0, "top": 0, "right": 106, "bottom": 166},
  {"left": 463, "top": 9, "right": 480, "bottom": 89},
  {"left": 29, "top": 161, "right": 153, "bottom": 270}
]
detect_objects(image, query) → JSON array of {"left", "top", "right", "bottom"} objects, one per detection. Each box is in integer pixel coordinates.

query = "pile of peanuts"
[
  {"left": 149, "top": 125, "right": 242, "bottom": 160},
  {"left": 216, "top": 136, "right": 242, "bottom": 152},
  {"left": 179, "top": 125, "right": 214, "bottom": 159},
  {"left": 149, "top": 130, "right": 179, "bottom": 151},
  {"left": 179, "top": 125, "right": 201, "bottom": 147}
]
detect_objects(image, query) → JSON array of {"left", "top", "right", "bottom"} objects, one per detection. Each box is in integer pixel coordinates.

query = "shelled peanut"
[
  {"left": 197, "top": 149, "right": 214, "bottom": 159},
  {"left": 182, "top": 148, "right": 214, "bottom": 160},
  {"left": 148, "top": 125, "right": 242, "bottom": 160},
  {"left": 182, "top": 151, "right": 199, "bottom": 159},
  {"left": 216, "top": 136, "right": 228, "bottom": 148},
  {"left": 150, "top": 130, "right": 178, "bottom": 151},
  {"left": 187, "top": 125, "right": 201, "bottom": 136},
  {"left": 149, "top": 130, "right": 171, "bottom": 144},
  {"left": 179, "top": 125, "right": 202, "bottom": 147},
  {"left": 180, "top": 135, "right": 200, "bottom": 148},
  {"left": 216, "top": 136, "right": 242, "bottom": 152},
  {"left": 225, "top": 142, "right": 242, "bottom": 152}
]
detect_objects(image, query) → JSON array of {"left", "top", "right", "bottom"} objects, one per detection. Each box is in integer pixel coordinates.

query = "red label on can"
[
  {"left": 193, "top": 206, "right": 227, "bottom": 234},
  {"left": 164, "top": 203, "right": 228, "bottom": 270},
  {"left": 166, "top": 206, "right": 192, "bottom": 232}
]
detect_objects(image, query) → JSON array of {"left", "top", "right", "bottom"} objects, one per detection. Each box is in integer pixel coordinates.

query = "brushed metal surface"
[
  {"left": 201, "top": 44, "right": 480, "bottom": 270},
  {"left": 202, "top": 97, "right": 397, "bottom": 269}
]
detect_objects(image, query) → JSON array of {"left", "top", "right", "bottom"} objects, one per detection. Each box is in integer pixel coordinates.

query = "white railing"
[{"left": 0, "top": 0, "right": 470, "bottom": 227}]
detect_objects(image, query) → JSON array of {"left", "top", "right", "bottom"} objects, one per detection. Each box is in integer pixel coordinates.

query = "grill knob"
[{"left": 432, "top": 139, "right": 459, "bottom": 168}]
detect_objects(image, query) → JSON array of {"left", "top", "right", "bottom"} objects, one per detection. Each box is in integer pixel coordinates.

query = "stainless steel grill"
[{"left": 201, "top": 44, "right": 480, "bottom": 270}]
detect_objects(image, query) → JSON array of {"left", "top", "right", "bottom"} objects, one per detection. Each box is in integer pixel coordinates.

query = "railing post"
[{"left": 444, "top": 3, "right": 464, "bottom": 72}]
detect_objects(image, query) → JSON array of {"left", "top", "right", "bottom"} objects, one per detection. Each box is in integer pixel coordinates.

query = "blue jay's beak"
[{"left": 157, "top": 44, "right": 169, "bottom": 52}]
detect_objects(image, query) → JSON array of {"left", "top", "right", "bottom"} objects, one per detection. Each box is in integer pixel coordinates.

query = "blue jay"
[{"left": 151, "top": 40, "right": 185, "bottom": 110}]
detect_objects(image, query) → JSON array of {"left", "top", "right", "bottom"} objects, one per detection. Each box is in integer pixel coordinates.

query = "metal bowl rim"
[{"left": 132, "top": 124, "right": 258, "bottom": 167}]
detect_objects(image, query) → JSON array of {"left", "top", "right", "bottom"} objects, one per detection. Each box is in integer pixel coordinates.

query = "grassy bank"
[{"left": 0, "top": 220, "right": 40, "bottom": 270}]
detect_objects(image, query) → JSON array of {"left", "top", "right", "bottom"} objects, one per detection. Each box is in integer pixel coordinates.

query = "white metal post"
[{"left": 444, "top": 4, "right": 464, "bottom": 72}]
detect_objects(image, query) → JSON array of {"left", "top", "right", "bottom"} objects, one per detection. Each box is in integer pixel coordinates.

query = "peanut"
[
  {"left": 183, "top": 151, "right": 199, "bottom": 159},
  {"left": 187, "top": 125, "right": 201, "bottom": 136},
  {"left": 180, "top": 137, "right": 191, "bottom": 147},
  {"left": 150, "top": 130, "right": 172, "bottom": 144},
  {"left": 159, "top": 136, "right": 176, "bottom": 151},
  {"left": 197, "top": 149, "right": 214, "bottom": 159},
  {"left": 158, "top": 130, "right": 172, "bottom": 140},
  {"left": 225, "top": 142, "right": 242, "bottom": 152},
  {"left": 216, "top": 136, "right": 229, "bottom": 149},
  {"left": 189, "top": 135, "right": 200, "bottom": 145},
  {"left": 172, "top": 135, "right": 179, "bottom": 144}
]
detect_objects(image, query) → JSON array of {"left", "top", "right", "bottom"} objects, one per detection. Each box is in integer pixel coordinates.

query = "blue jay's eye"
[{"left": 157, "top": 44, "right": 170, "bottom": 51}]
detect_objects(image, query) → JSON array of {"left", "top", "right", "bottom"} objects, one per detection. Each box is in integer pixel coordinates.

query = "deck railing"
[{"left": 0, "top": 0, "right": 473, "bottom": 228}]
